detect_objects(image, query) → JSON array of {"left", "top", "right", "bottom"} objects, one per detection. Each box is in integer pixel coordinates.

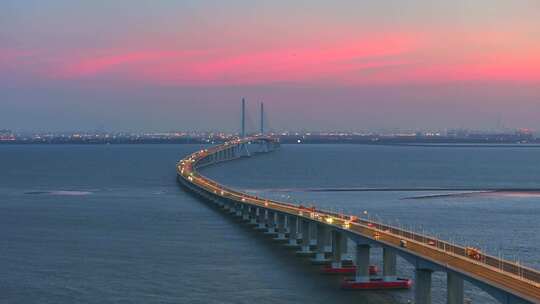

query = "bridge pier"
[
  {"left": 331, "top": 230, "right": 343, "bottom": 268},
  {"left": 264, "top": 210, "right": 277, "bottom": 235},
  {"left": 285, "top": 216, "right": 300, "bottom": 248},
  {"left": 225, "top": 201, "right": 233, "bottom": 212},
  {"left": 284, "top": 215, "right": 291, "bottom": 234},
  {"left": 234, "top": 204, "right": 243, "bottom": 218},
  {"left": 309, "top": 222, "right": 318, "bottom": 246},
  {"left": 213, "top": 195, "right": 222, "bottom": 207},
  {"left": 273, "top": 213, "right": 287, "bottom": 241},
  {"left": 355, "top": 244, "right": 371, "bottom": 282},
  {"left": 254, "top": 207, "right": 267, "bottom": 231},
  {"left": 340, "top": 235, "right": 352, "bottom": 263},
  {"left": 220, "top": 199, "right": 229, "bottom": 210},
  {"left": 247, "top": 206, "right": 258, "bottom": 225},
  {"left": 238, "top": 142, "right": 251, "bottom": 157},
  {"left": 239, "top": 204, "right": 248, "bottom": 220},
  {"left": 224, "top": 201, "right": 234, "bottom": 212},
  {"left": 447, "top": 271, "right": 464, "bottom": 304},
  {"left": 312, "top": 223, "right": 331, "bottom": 264},
  {"left": 296, "top": 220, "right": 315, "bottom": 255},
  {"left": 217, "top": 198, "right": 225, "bottom": 208},
  {"left": 228, "top": 202, "right": 237, "bottom": 215},
  {"left": 415, "top": 268, "right": 433, "bottom": 304},
  {"left": 383, "top": 247, "right": 397, "bottom": 281}
]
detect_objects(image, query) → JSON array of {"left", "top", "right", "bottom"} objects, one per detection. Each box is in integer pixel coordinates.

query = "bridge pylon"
[{"left": 238, "top": 98, "right": 251, "bottom": 157}]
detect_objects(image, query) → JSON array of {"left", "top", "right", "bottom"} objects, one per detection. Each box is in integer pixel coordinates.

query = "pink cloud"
[
  {"left": 126, "top": 34, "right": 420, "bottom": 85},
  {"left": 389, "top": 51, "right": 540, "bottom": 85},
  {"left": 0, "top": 49, "right": 38, "bottom": 68},
  {"left": 34, "top": 33, "right": 417, "bottom": 85},
  {"left": 3, "top": 31, "right": 540, "bottom": 86},
  {"left": 192, "top": 37, "right": 414, "bottom": 82},
  {"left": 51, "top": 50, "right": 213, "bottom": 78}
]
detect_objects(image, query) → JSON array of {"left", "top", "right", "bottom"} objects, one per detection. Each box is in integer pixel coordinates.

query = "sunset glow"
[
  {"left": 1, "top": 0, "right": 539, "bottom": 131},
  {"left": 2, "top": 30, "right": 539, "bottom": 86}
]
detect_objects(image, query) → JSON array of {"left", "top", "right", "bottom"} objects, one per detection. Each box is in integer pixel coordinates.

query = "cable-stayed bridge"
[{"left": 177, "top": 100, "right": 540, "bottom": 304}]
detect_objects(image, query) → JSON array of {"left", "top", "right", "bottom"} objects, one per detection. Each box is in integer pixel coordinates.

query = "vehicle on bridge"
[{"left": 466, "top": 247, "right": 482, "bottom": 261}]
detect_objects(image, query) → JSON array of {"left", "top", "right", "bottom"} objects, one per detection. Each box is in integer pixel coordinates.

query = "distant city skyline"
[
  {"left": 1, "top": 1, "right": 539, "bottom": 132},
  {"left": 1, "top": 126, "right": 535, "bottom": 138}
]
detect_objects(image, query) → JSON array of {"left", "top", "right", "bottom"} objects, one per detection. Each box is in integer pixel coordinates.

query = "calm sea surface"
[{"left": 1, "top": 144, "right": 540, "bottom": 304}]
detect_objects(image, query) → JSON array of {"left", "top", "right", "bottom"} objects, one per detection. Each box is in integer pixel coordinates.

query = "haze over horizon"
[{"left": 1, "top": 0, "right": 539, "bottom": 132}]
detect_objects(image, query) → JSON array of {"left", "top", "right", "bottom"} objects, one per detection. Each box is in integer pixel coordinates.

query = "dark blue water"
[
  {"left": 0, "top": 145, "right": 389, "bottom": 304},
  {"left": 1, "top": 144, "right": 539, "bottom": 303}
]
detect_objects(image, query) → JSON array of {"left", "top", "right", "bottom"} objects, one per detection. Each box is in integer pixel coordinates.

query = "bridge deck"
[{"left": 177, "top": 137, "right": 540, "bottom": 303}]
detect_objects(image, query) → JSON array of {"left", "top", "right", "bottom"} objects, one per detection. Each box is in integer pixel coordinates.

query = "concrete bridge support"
[
  {"left": 219, "top": 199, "right": 227, "bottom": 210},
  {"left": 234, "top": 204, "right": 243, "bottom": 217},
  {"left": 255, "top": 208, "right": 266, "bottom": 230},
  {"left": 226, "top": 202, "right": 236, "bottom": 214},
  {"left": 355, "top": 244, "right": 371, "bottom": 282},
  {"left": 340, "top": 234, "right": 351, "bottom": 262},
  {"left": 221, "top": 199, "right": 230, "bottom": 211},
  {"left": 447, "top": 272, "right": 464, "bottom": 304},
  {"left": 238, "top": 142, "right": 250, "bottom": 157},
  {"left": 309, "top": 222, "right": 318, "bottom": 246},
  {"left": 215, "top": 197, "right": 224, "bottom": 208},
  {"left": 383, "top": 247, "right": 397, "bottom": 281},
  {"left": 415, "top": 268, "right": 433, "bottom": 304},
  {"left": 225, "top": 201, "right": 233, "bottom": 212},
  {"left": 312, "top": 224, "right": 331, "bottom": 264},
  {"left": 273, "top": 213, "right": 287, "bottom": 241},
  {"left": 247, "top": 206, "right": 257, "bottom": 225},
  {"left": 240, "top": 205, "right": 250, "bottom": 221},
  {"left": 331, "top": 230, "right": 343, "bottom": 268},
  {"left": 297, "top": 220, "right": 314, "bottom": 255},
  {"left": 285, "top": 216, "right": 300, "bottom": 247},
  {"left": 265, "top": 211, "right": 276, "bottom": 235},
  {"left": 228, "top": 202, "right": 238, "bottom": 215}
]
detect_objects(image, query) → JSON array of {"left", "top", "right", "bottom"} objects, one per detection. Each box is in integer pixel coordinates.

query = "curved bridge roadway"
[{"left": 177, "top": 136, "right": 540, "bottom": 304}]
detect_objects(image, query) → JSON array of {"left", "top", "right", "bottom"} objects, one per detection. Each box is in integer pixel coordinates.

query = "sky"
[{"left": 1, "top": 0, "right": 539, "bottom": 132}]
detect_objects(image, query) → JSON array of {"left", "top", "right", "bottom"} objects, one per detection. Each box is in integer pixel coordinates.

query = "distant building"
[{"left": 0, "top": 129, "right": 15, "bottom": 141}]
